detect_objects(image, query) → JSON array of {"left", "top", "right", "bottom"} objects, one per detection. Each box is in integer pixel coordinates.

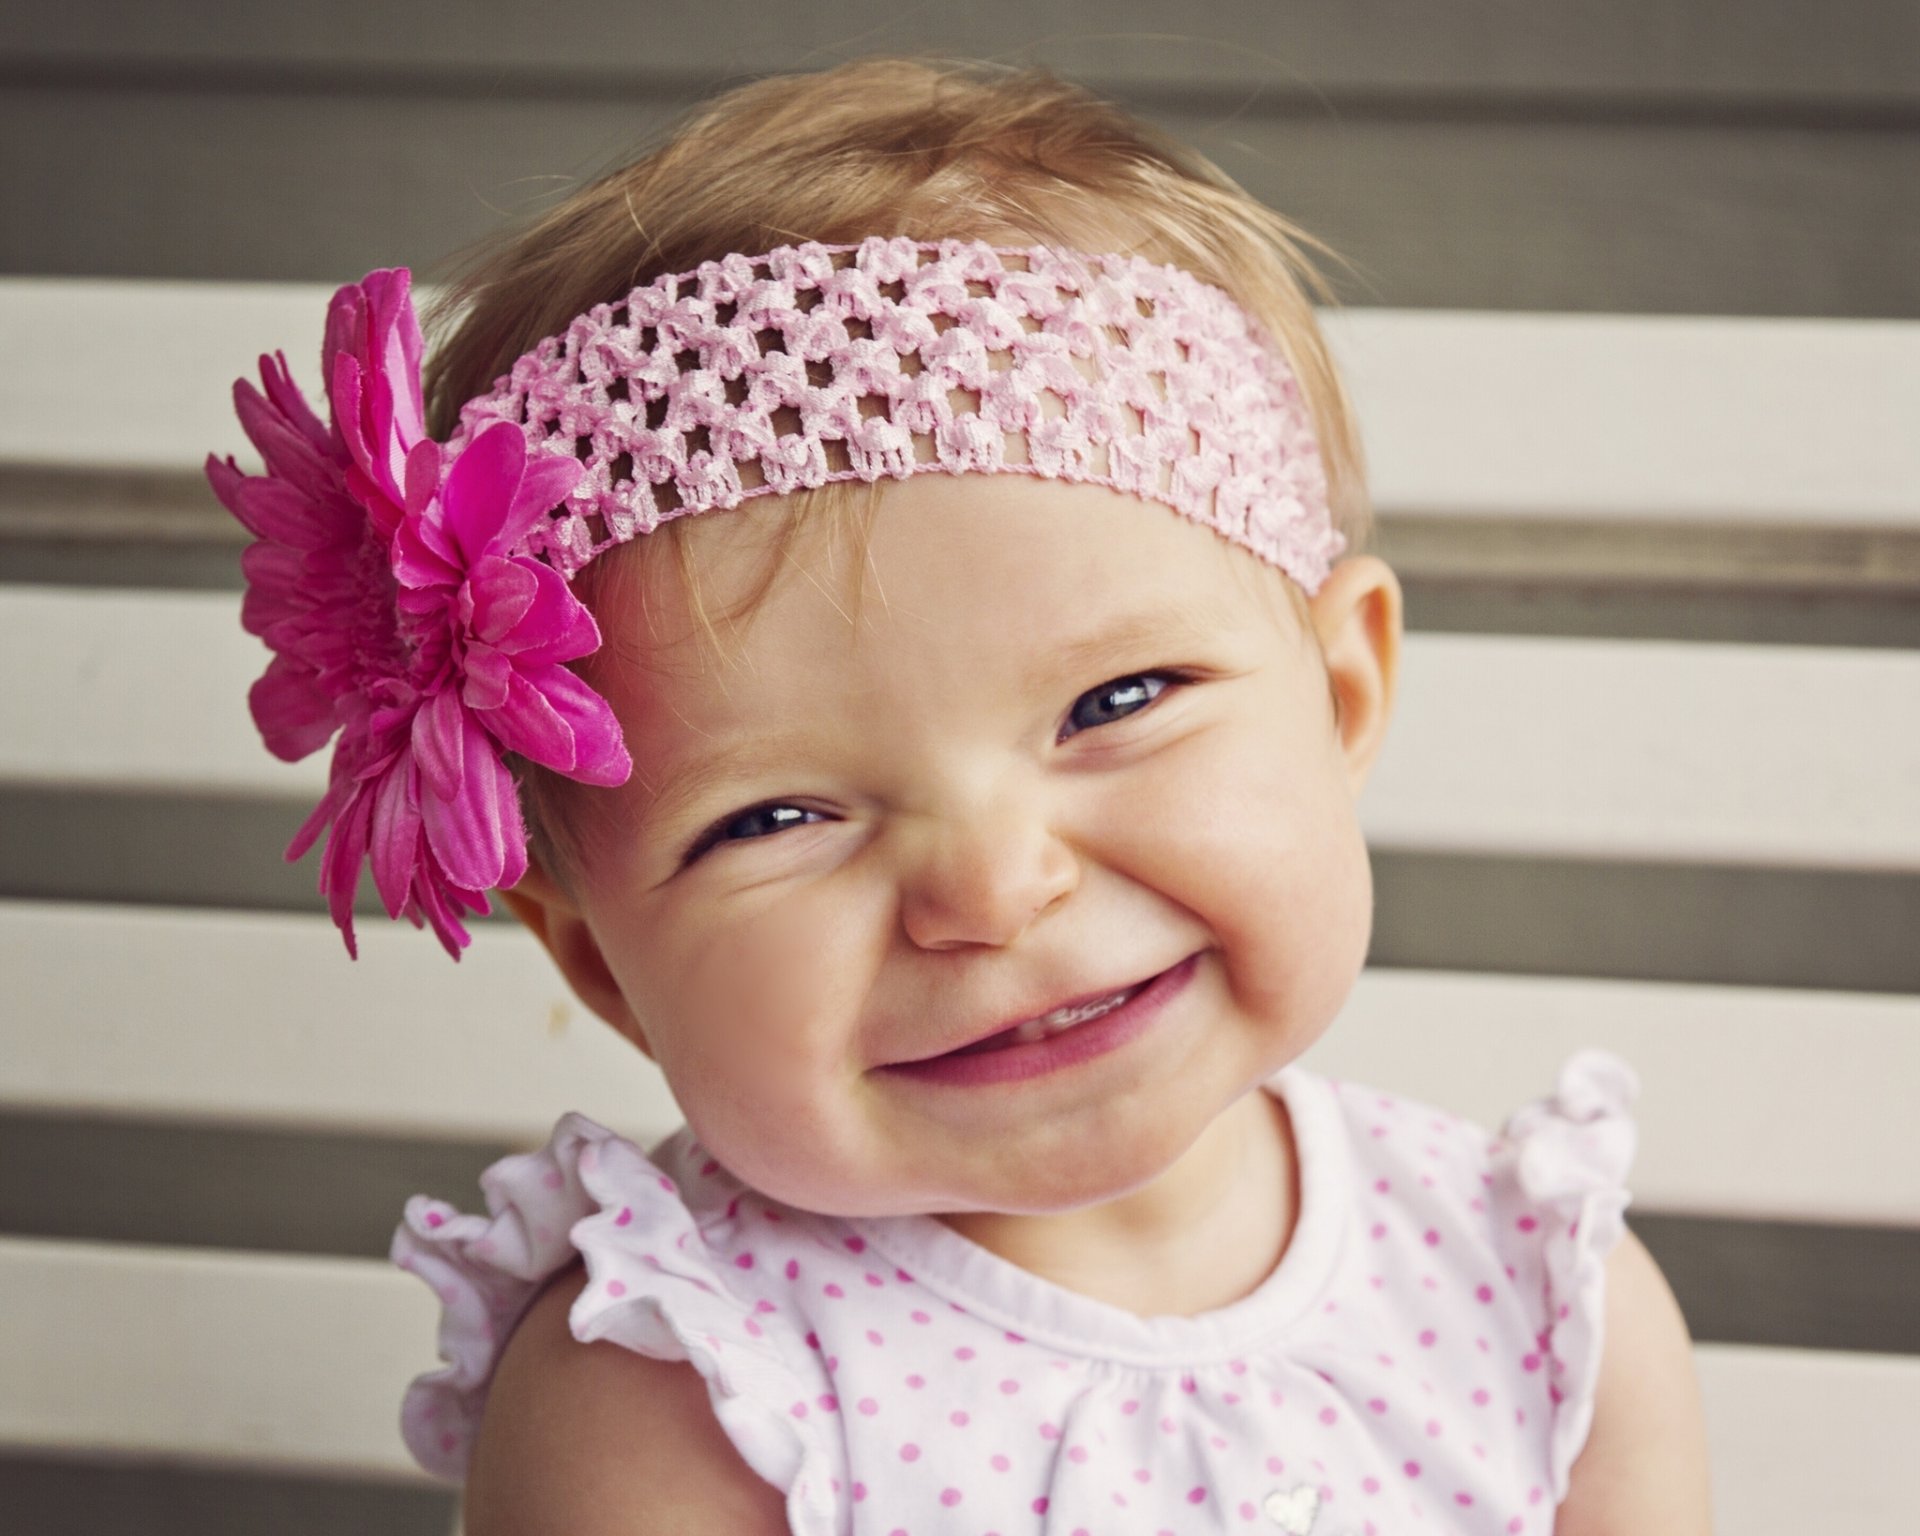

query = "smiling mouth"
[{"left": 943, "top": 976, "right": 1156, "bottom": 1058}]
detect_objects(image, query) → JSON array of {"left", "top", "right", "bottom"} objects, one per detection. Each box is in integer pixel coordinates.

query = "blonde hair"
[{"left": 420, "top": 55, "right": 1370, "bottom": 889}]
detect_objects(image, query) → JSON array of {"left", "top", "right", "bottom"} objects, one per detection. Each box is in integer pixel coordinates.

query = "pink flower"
[{"left": 206, "top": 269, "right": 631, "bottom": 958}]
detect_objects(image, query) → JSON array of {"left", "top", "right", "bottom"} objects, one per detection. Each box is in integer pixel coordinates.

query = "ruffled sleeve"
[
  {"left": 1488, "top": 1048, "right": 1640, "bottom": 1502},
  {"left": 389, "top": 1112, "right": 837, "bottom": 1535}
]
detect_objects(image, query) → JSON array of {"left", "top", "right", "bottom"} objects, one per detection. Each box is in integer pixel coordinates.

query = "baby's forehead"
[
  {"left": 591, "top": 476, "right": 1313, "bottom": 733},
  {"left": 592, "top": 474, "right": 1309, "bottom": 708}
]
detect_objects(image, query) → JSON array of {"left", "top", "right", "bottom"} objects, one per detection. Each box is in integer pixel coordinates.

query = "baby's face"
[{"left": 551, "top": 475, "right": 1379, "bottom": 1218}]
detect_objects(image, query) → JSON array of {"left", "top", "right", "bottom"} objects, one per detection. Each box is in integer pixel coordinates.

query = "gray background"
[
  {"left": 3, "top": 3, "right": 1915, "bottom": 1530},
  {"left": 5, "top": 0, "right": 1918, "bottom": 314}
]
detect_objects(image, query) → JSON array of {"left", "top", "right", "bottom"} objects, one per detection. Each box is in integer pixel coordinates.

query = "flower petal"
[
  {"left": 488, "top": 558, "right": 600, "bottom": 665},
  {"left": 539, "top": 667, "right": 633, "bottom": 787},
  {"left": 404, "top": 439, "right": 443, "bottom": 518},
  {"left": 486, "top": 665, "right": 631, "bottom": 785},
  {"left": 497, "top": 447, "right": 582, "bottom": 557},
  {"left": 438, "top": 422, "right": 527, "bottom": 570},
  {"left": 231, "top": 374, "right": 337, "bottom": 491},
  {"left": 284, "top": 764, "right": 349, "bottom": 865},
  {"left": 411, "top": 689, "right": 467, "bottom": 804},
  {"left": 237, "top": 542, "right": 305, "bottom": 634},
  {"left": 467, "top": 557, "right": 539, "bottom": 644},
  {"left": 248, "top": 653, "right": 338, "bottom": 762},
  {"left": 209, "top": 463, "right": 337, "bottom": 551},
  {"left": 462, "top": 643, "right": 512, "bottom": 711},
  {"left": 369, "top": 753, "right": 423, "bottom": 919},
  {"left": 328, "top": 349, "right": 365, "bottom": 467},
  {"left": 362, "top": 269, "right": 427, "bottom": 448},
  {"left": 391, "top": 512, "right": 463, "bottom": 592},
  {"left": 326, "top": 270, "right": 425, "bottom": 513},
  {"left": 418, "top": 700, "right": 526, "bottom": 890},
  {"left": 412, "top": 867, "right": 485, "bottom": 958},
  {"left": 256, "top": 351, "right": 332, "bottom": 453},
  {"left": 479, "top": 668, "right": 574, "bottom": 769},
  {"left": 319, "top": 782, "right": 375, "bottom": 960}
]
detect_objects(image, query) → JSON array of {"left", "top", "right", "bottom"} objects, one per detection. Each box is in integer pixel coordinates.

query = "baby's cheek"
[
  {"left": 1162, "top": 746, "right": 1371, "bottom": 1010},
  {"left": 647, "top": 888, "right": 885, "bottom": 1195}
]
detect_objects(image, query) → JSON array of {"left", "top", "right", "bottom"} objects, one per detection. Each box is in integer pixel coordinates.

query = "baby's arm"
[
  {"left": 462, "top": 1260, "right": 791, "bottom": 1536},
  {"left": 1553, "top": 1229, "right": 1714, "bottom": 1534}
]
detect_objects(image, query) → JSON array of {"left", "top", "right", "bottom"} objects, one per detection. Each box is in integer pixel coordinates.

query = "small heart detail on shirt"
[{"left": 1262, "top": 1483, "right": 1320, "bottom": 1532}]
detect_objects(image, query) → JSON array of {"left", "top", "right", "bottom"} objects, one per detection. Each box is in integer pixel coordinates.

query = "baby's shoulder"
[
  {"left": 1306, "top": 1048, "right": 1639, "bottom": 1197},
  {"left": 1297, "top": 1049, "right": 1641, "bottom": 1284},
  {"left": 1300, "top": 1051, "right": 1644, "bottom": 1502},
  {"left": 391, "top": 1112, "right": 842, "bottom": 1521},
  {"left": 1320, "top": 1070, "right": 1496, "bottom": 1146},
  {"left": 1312, "top": 1067, "right": 1503, "bottom": 1197},
  {"left": 463, "top": 1258, "right": 790, "bottom": 1536}
]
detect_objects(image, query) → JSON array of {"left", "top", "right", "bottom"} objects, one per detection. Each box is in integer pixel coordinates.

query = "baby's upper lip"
[{"left": 889, "top": 963, "right": 1171, "bottom": 1065}]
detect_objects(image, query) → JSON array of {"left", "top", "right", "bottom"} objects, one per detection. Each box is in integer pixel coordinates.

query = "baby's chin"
[
  {"left": 679, "top": 1049, "right": 1246, "bottom": 1220},
  {"left": 887, "top": 1122, "right": 1226, "bottom": 1223},
  {"left": 706, "top": 1135, "right": 1175, "bottom": 1224}
]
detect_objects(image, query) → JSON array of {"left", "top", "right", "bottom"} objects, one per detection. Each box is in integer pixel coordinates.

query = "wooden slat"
[
  {"left": 0, "top": 278, "right": 326, "bottom": 474},
  {"left": 1332, "top": 310, "right": 1920, "bottom": 526},
  {"left": 6, "top": 585, "right": 1916, "bottom": 870},
  {"left": 0, "top": 900, "right": 675, "bottom": 1148},
  {"left": 0, "top": 1236, "right": 438, "bottom": 1482},
  {"left": 7, "top": 94, "right": 1917, "bottom": 311},
  {"left": 1304, "top": 970, "right": 1920, "bottom": 1226},
  {"left": 4, "top": 0, "right": 1913, "bottom": 102},
  {"left": 3, "top": 1235, "right": 1915, "bottom": 1529},
  {"left": 5, "top": 900, "right": 1917, "bottom": 1225},
  {"left": 3, "top": 586, "right": 269, "bottom": 797},
  {"left": 5, "top": 278, "right": 1916, "bottom": 524},
  {"left": 3, "top": 18, "right": 1920, "bottom": 311},
  {"left": 1370, "top": 630, "right": 1920, "bottom": 870},
  {"left": 1696, "top": 1343, "right": 1920, "bottom": 1532}
]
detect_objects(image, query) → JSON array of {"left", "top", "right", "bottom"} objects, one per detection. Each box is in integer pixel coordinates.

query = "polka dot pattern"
[{"left": 392, "top": 1052, "right": 1637, "bottom": 1535}]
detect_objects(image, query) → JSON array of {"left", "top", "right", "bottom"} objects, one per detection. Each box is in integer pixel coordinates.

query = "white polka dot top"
[{"left": 393, "top": 1048, "right": 1638, "bottom": 1535}]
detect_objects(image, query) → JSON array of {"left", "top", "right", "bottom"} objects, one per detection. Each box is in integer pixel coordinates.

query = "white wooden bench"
[{"left": 2, "top": 277, "right": 1916, "bottom": 1532}]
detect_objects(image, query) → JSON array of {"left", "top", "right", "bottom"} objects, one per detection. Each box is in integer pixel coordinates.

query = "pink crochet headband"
[{"left": 207, "top": 237, "right": 1345, "bottom": 959}]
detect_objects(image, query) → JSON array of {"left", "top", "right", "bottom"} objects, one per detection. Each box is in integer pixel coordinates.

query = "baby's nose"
[{"left": 893, "top": 789, "right": 1079, "bottom": 951}]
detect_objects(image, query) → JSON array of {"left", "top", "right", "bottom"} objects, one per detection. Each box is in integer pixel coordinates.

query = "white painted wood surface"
[
  {"left": 4, "top": 1236, "right": 1914, "bottom": 1534},
  {"left": 1306, "top": 969, "right": 1920, "bottom": 1227},
  {"left": 1330, "top": 309, "right": 1920, "bottom": 526},
  {"left": 1695, "top": 1343, "right": 1920, "bottom": 1532},
  {"left": 3, "top": 278, "right": 1917, "bottom": 526},
  {"left": 7, "top": 585, "right": 1918, "bottom": 870},
  {"left": 0, "top": 279, "right": 338, "bottom": 474},
  {"left": 0, "top": 899, "right": 677, "bottom": 1146},
  {"left": 6, "top": 899, "right": 1918, "bottom": 1225},
  {"left": 4, "top": 274, "right": 1914, "bottom": 1526},
  {"left": 1370, "top": 632, "right": 1920, "bottom": 871},
  {"left": 0, "top": 1236, "right": 439, "bottom": 1481}
]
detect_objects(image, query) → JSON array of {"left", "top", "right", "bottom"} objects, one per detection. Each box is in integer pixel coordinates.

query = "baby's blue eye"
[
  {"left": 1060, "top": 672, "right": 1179, "bottom": 740},
  {"left": 686, "top": 802, "right": 825, "bottom": 863},
  {"left": 725, "top": 804, "right": 818, "bottom": 841}
]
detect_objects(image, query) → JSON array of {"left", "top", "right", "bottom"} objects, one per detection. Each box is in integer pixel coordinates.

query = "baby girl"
[{"left": 209, "top": 55, "right": 1711, "bottom": 1536}]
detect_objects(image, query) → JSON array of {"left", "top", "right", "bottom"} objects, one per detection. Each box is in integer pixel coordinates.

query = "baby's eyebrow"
[
  {"left": 640, "top": 727, "right": 820, "bottom": 834},
  {"left": 1043, "top": 599, "right": 1229, "bottom": 679}
]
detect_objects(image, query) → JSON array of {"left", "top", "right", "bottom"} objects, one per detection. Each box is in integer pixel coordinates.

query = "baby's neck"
[{"left": 932, "top": 1088, "right": 1299, "bottom": 1318}]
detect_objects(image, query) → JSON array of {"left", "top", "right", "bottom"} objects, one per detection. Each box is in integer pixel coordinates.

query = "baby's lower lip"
[
  {"left": 876, "top": 953, "right": 1200, "bottom": 1088},
  {"left": 947, "top": 981, "right": 1144, "bottom": 1056}
]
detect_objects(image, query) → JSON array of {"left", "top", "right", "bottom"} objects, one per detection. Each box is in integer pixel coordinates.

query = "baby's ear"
[
  {"left": 498, "top": 859, "right": 655, "bottom": 1061},
  {"left": 1307, "top": 554, "right": 1403, "bottom": 793}
]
